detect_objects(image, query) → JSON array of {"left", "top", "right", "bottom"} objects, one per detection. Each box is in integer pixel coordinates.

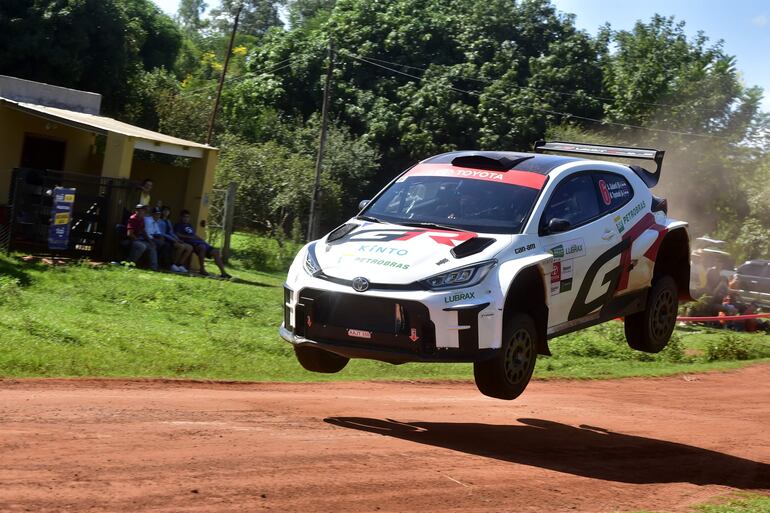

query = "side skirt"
[{"left": 547, "top": 288, "right": 648, "bottom": 340}]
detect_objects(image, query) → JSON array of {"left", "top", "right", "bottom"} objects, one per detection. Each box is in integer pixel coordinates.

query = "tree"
[
  {"left": 0, "top": 0, "right": 182, "bottom": 116},
  {"left": 211, "top": 0, "right": 285, "bottom": 38},
  {"left": 177, "top": 0, "right": 209, "bottom": 32}
]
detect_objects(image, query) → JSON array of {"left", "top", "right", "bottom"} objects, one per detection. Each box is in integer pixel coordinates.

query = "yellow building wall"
[{"left": 0, "top": 104, "right": 98, "bottom": 204}]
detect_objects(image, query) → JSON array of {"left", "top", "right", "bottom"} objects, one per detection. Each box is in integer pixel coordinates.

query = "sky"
[{"left": 151, "top": 0, "right": 770, "bottom": 111}]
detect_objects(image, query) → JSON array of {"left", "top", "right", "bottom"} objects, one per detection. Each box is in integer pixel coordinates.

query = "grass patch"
[
  {"left": 0, "top": 233, "right": 768, "bottom": 381},
  {"left": 628, "top": 494, "right": 770, "bottom": 513}
]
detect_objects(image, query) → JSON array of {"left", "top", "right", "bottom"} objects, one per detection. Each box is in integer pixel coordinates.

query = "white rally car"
[{"left": 280, "top": 141, "right": 691, "bottom": 400}]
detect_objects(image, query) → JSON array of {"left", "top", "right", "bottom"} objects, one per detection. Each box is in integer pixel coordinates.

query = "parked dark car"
[{"left": 730, "top": 260, "right": 770, "bottom": 307}]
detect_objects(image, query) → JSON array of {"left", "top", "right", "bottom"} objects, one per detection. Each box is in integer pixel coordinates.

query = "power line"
[
  {"left": 354, "top": 53, "right": 731, "bottom": 116},
  {"left": 340, "top": 50, "right": 728, "bottom": 140}
]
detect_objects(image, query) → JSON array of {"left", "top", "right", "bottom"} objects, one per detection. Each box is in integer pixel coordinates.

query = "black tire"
[
  {"left": 625, "top": 275, "right": 678, "bottom": 353},
  {"left": 473, "top": 313, "right": 538, "bottom": 400},
  {"left": 294, "top": 345, "right": 349, "bottom": 373}
]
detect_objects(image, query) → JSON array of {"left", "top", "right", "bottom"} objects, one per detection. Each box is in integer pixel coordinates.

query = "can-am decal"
[
  {"left": 400, "top": 163, "right": 547, "bottom": 190},
  {"left": 514, "top": 243, "right": 536, "bottom": 254},
  {"left": 347, "top": 228, "right": 477, "bottom": 247}
]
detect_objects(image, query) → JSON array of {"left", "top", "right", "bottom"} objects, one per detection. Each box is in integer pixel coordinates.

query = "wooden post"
[
  {"left": 307, "top": 39, "right": 334, "bottom": 241},
  {"left": 222, "top": 181, "right": 237, "bottom": 262},
  {"left": 206, "top": 3, "right": 242, "bottom": 146}
]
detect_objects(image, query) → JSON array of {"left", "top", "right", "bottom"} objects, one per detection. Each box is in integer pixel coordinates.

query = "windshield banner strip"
[{"left": 400, "top": 163, "right": 547, "bottom": 189}]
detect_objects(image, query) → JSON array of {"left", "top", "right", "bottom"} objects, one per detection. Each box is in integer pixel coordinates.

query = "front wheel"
[
  {"left": 625, "top": 275, "right": 678, "bottom": 353},
  {"left": 294, "top": 346, "right": 349, "bottom": 373},
  {"left": 473, "top": 313, "right": 538, "bottom": 400}
]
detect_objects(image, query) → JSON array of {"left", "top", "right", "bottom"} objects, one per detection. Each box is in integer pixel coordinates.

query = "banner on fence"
[{"left": 48, "top": 187, "right": 76, "bottom": 251}]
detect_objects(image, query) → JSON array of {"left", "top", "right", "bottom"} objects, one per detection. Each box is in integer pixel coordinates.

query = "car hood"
[{"left": 313, "top": 220, "right": 513, "bottom": 284}]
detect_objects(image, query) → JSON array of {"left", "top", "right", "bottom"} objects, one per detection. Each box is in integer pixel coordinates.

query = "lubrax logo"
[
  {"left": 444, "top": 291, "right": 475, "bottom": 303},
  {"left": 358, "top": 244, "right": 408, "bottom": 256}
]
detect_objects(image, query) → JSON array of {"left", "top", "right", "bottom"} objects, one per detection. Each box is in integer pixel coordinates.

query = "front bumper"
[
  {"left": 279, "top": 326, "right": 498, "bottom": 364},
  {"left": 280, "top": 283, "right": 500, "bottom": 364}
]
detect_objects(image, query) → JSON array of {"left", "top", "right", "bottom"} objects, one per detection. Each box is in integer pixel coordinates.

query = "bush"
[
  {"left": 706, "top": 334, "right": 753, "bottom": 361},
  {"left": 231, "top": 234, "right": 302, "bottom": 272}
]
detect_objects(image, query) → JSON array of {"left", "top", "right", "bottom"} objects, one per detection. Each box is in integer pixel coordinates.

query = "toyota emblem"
[{"left": 352, "top": 276, "right": 370, "bottom": 292}]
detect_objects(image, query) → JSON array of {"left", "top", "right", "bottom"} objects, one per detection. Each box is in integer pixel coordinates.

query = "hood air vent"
[{"left": 451, "top": 237, "right": 496, "bottom": 259}]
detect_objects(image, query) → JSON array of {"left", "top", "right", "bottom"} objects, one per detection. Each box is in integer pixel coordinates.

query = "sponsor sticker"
[
  {"left": 399, "top": 163, "right": 547, "bottom": 189},
  {"left": 353, "top": 257, "right": 410, "bottom": 269},
  {"left": 547, "top": 238, "right": 585, "bottom": 262},
  {"left": 444, "top": 291, "right": 476, "bottom": 304},
  {"left": 598, "top": 180, "right": 611, "bottom": 205},
  {"left": 550, "top": 282, "right": 561, "bottom": 296},
  {"left": 560, "top": 278, "right": 573, "bottom": 293},
  {"left": 551, "top": 262, "right": 561, "bottom": 283},
  {"left": 348, "top": 228, "right": 477, "bottom": 248},
  {"left": 358, "top": 244, "right": 409, "bottom": 256},
  {"left": 606, "top": 180, "right": 631, "bottom": 200},
  {"left": 622, "top": 200, "right": 647, "bottom": 225},
  {"left": 514, "top": 243, "right": 536, "bottom": 255},
  {"left": 614, "top": 214, "right": 625, "bottom": 234},
  {"left": 347, "top": 329, "right": 372, "bottom": 339}
]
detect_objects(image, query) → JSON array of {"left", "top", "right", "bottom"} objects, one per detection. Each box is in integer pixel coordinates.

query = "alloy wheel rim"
[
  {"left": 651, "top": 288, "right": 676, "bottom": 339},
  {"left": 504, "top": 328, "right": 533, "bottom": 384}
]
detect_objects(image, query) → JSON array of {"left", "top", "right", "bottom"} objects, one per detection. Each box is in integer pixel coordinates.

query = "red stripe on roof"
[{"left": 402, "top": 163, "right": 547, "bottom": 189}]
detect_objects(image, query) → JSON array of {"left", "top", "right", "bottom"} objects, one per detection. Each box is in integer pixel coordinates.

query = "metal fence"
[
  {"left": 206, "top": 182, "right": 237, "bottom": 262},
  {"left": 5, "top": 168, "right": 136, "bottom": 260}
]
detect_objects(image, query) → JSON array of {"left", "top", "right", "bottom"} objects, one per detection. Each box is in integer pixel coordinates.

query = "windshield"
[{"left": 363, "top": 175, "right": 540, "bottom": 234}]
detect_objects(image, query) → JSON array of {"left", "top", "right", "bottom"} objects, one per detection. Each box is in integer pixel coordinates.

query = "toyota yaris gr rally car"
[{"left": 280, "top": 141, "right": 691, "bottom": 400}]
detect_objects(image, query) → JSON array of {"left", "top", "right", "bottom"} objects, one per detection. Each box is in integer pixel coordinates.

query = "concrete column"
[
  {"left": 184, "top": 148, "right": 219, "bottom": 237},
  {"left": 101, "top": 133, "right": 134, "bottom": 179}
]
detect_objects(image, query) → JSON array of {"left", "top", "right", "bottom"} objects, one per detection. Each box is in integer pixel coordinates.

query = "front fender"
[{"left": 496, "top": 253, "right": 554, "bottom": 305}]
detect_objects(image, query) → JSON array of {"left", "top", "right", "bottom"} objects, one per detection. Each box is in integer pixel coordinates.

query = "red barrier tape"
[{"left": 676, "top": 313, "right": 770, "bottom": 322}]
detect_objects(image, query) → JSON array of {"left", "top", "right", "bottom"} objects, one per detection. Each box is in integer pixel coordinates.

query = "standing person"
[
  {"left": 158, "top": 206, "right": 192, "bottom": 273},
  {"left": 126, "top": 204, "right": 158, "bottom": 271},
  {"left": 138, "top": 179, "right": 153, "bottom": 207},
  {"left": 175, "top": 209, "right": 231, "bottom": 279}
]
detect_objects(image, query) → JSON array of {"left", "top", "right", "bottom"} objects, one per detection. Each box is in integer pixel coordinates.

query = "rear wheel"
[
  {"left": 625, "top": 275, "right": 678, "bottom": 353},
  {"left": 474, "top": 313, "right": 537, "bottom": 400},
  {"left": 294, "top": 345, "right": 349, "bottom": 373}
]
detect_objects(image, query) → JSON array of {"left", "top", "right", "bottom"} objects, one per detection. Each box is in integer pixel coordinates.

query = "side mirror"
[
  {"left": 546, "top": 217, "right": 571, "bottom": 234},
  {"left": 358, "top": 199, "right": 370, "bottom": 210}
]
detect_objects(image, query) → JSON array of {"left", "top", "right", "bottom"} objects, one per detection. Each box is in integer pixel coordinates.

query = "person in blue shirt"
[
  {"left": 175, "top": 209, "right": 231, "bottom": 279},
  {"left": 159, "top": 206, "right": 192, "bottom": 273}
]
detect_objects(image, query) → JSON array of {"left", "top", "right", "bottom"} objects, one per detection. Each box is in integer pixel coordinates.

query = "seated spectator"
[
  {"left": 126, "top": 204, "right": 158, "bottom": 271},
  {"left": 145, "top": 207, "right": 175, "bottom": 271},
  {"left": 158, "top": 206, "right": 192, "bottom": 273},
  {"left": 175, "top": 209, "right": 231, "bottom": 279}
]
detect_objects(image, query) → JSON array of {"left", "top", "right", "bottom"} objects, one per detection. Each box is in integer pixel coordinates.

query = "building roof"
[{"left": 0, "top": 96, "right": 214, "bottom": 158}]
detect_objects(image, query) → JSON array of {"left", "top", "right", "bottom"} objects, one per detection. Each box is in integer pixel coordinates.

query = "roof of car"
[{"left": 423, "top": 151, "right": 580, "bottom": 175}]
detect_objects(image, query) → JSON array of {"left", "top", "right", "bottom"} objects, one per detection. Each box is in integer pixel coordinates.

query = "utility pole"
[
  {"left": 307, "top": 39, "right": 334, "bottom": 241},
  {"left": 205, "top": 3, "right": 242, "bottom": 146}
]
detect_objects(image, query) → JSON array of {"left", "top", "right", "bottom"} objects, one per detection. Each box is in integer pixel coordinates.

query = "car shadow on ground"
[{"left": 324, "top": 417, "right": 770, "bottom": 489}]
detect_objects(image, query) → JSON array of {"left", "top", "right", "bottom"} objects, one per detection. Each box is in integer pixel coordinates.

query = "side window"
[
  {"left": 594, "top": 172, "right": 633, "bottom": 212},
  {"left": 542, "top": 174, "right": 601, "bottom": 230},
  {"left": 739, "top": 263, "right": 765, "bottom": 277}
]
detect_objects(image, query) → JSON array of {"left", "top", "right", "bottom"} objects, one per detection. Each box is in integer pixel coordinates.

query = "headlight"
[
  {"left": 303, "top": 243, "right": 321, "bottom": 276},
  {"left": 420, "top": 260, "right": 496, "bottom": 290}
]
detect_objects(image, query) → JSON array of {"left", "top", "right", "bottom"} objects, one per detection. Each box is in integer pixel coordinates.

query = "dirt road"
[{"left": 1, "top": 365, "right": 768, "bottom": 513}]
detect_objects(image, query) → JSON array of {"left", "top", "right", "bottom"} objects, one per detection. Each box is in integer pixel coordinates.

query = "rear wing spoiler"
[{"left": 533, "top": 140, "right": 665, "bottom": 188}]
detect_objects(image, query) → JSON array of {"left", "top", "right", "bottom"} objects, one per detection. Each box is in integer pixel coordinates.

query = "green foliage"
[
  {"left": 705, "top": 333, "right": 770, "bottom": 362},
  {"left": 0, "top": 241, "right": 767, "bottom": 381},
  {"left": 0, "top": 0, "right": 182, "bottom": 116},
  {"left": 230, "top": 232, "right": 303, "bottom": 271},
  {"left": 212, "top": 0, "right": 285, "bottom": 38},
  {"left": 631, "top": 494, "right": 770, "bottom": 513}
]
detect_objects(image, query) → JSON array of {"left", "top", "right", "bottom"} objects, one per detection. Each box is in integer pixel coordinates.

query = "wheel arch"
[
  {"left": 653, "top": 227, "right": 692, "bottom": 302},
  {"left": 502, "top": 265, "right": 551, "bottom": 355}
]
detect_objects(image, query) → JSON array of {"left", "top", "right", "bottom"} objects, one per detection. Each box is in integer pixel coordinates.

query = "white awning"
[{"left": 1, "top": 96, "right": 215, "bottom": 158}]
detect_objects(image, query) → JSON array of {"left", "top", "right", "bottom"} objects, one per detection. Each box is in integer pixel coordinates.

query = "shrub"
[{"left": 706, "top": 334, "right": 752, "bottom": 361}]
